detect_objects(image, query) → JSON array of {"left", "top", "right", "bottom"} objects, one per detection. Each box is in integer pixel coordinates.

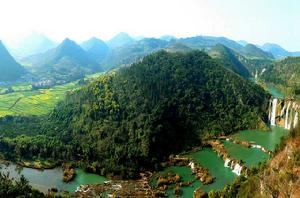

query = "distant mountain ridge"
[
  {"left": 107, "top": 32, "right": 135, "bottom": 48},
  {"left": 8, "top": 32, "right": 300, "bottom": 74},
  {"left": 22, "top": 38, "right": 102, "bottom": 82},
  {"left": 102, "top": 38, "right": 168, "bottom": 70},
  {"left": 177, "top": 35, "right": 243, "bottom": 51},
  {"left": 81, "top": 37, "right": 109, "bottom": 63},
  {"left": 0, "top": 41, "right": 26, "bottom": 82},
  {"left": 240, "top": 44, "right": 274, "bottom": 59},
  {"left": 100, "top": 34, "right": 277, "bottom": 70},
  {"left": 260, "top": 43, "right": 300, "bottom": 59}
]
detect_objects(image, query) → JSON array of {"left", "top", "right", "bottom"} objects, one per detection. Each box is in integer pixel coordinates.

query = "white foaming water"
[
  {"left": 268, "top": 99, "right": 272, "bottom": 121},
  {"left": 261, "top": 68, "right": 266, "bottom": 75},
  {"left": 251, "top": 144, "right": 262, "bottom": 149},
  {"left": 188, "top": 162, "right": 195, "bottom": 172},
  {"left": 224, "top": 159, "right": 230, "bottom": 168},
  {"left": 232, "top": 163, "right": 242, "bottom": 176},
  {"left": 288, "top": 108, "right": 294, "bottom": 130},
  {"left": 255, "top": 70, "right": 258, "bottom": 79},
  {"left": 270, "top": 98, "right": 278, "bottom": 126},
  {"left": 280, "top": 103, "right": 286, "bottom": 117},
  {"left": 293, "top": 112, "right": 298, "bottom": 129},
  {"left": 285, "top": 102, "right": 291, "bottom": 129}
]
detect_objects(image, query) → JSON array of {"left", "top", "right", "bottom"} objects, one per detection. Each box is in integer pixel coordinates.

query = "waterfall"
[
  {"left": 188, "top": 162, "right": 195, "bottom": 172},
  {"left": 251, "top": 144, "right": 261, "bottom": 149},
  {"left": 261, "top": 68, "right": 266, "bottom": 75},
  {"left": 224, "top": 159, "right": 230, "bottom": 168},
  {"left": 285, "top": 102, "right": 291, "bottom": 129},
  {"left": 288, "top": 109, "right": 294, "bottom": 130},
  {"left": 255, "top": 70, "right": 258, "bottom": 79},
  {"left": 270, "top": 98, "right": 278, "bottom": 126},
  {"left": 232, "top": 163, "right": 242, "bottom": 176},
  {"left": 293, "top": 112, "right": 298, "bottom": 129},
  {"left": 268, "top": 99, "right": 272, "bottom": 121},
  {"left": 280, "top": 103, "right": 286, "bottom": 117}
]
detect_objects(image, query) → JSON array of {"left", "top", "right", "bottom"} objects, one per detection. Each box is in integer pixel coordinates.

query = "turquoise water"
[
  {"left": 0, "top": 164, "right": 107, "bottom": 193},
  {"left": 265, "top": 84, "right": 285, "bottom": 98},
  {"left": 153, "top": 125, "right": 287, "bottom": 197},
  {"left": 188, "top": 148, "right": 236, "bottom": 192},
  {"left": 232, "top": 126, "right": 288, "bottom": 151},
  {"left": 222, "top": 141, "right": 270, "bottom": 167},
  {"left": 152, "top": 148, "right": 237, "bottom": 197}
]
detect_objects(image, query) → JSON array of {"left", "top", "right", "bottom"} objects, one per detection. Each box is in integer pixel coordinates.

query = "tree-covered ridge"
[
  {"left": 261, "top": 57, "right": 300, "bottom": 95},
  {"left": 102, "top": 38, "right": 168, "bottom": 70},
  {"left": 240, "top": 44, "right": 274, "bottom": 60},
  {"left": 208, "top": 44, "right": 251, "bottom": 78},
  {"left": 0, "top": 172, "right": 45, "bottom": 198},
  {"left": 0, "top": 51, "right": 269, "bottom": 178}
]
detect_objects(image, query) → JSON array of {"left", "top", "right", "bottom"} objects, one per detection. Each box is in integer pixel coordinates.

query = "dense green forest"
[
  {"left": 208, "top": 44, "right": 251, "bottom": 78},
  {"left": 0, "top": 51, "right": 269, "bottom": 178},
  {"left": 261, "top": 57, "right": 300, "bottom": 95},
  {"left": 0, "top": 172, "right": 45, "bottom": 198}
]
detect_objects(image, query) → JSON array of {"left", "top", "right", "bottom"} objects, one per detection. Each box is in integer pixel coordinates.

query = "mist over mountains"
[
  {"left": 0, "top": 41, "right": 26, "bottom": 82},
  {"left": 1, "top": 32, "right": 300, "bottom": 84}
]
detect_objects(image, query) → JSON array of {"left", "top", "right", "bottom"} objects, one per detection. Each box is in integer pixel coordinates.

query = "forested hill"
[
  {"left": 208, "top": 44, "right": 251, "bottom": 78},
  {"left": 261, "top": 57, "right": 300, "bottom": 94},
  {"left": 0, "top": 51, "right": 269, "bottom": 177}
]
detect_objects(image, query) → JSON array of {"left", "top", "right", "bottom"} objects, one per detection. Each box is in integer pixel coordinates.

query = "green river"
[
  {"left": 0, "top": 84, "right": 288, "bottom": 197},
  {"left": 152, "top": 126, "right": 288, "bottom": 197},
  {"left": 148, "top": 84, "right": 288, "bottom": 197},
  {"left": 0, "top": 164, "right": 107, "bottom": 193}
]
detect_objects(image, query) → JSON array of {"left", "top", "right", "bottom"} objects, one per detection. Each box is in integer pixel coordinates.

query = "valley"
[
  {"left": 0, "top": 48, "right": 298, "bottom": 198},
  {"left": 0, "top": 73, "right": 102, "bottom": 117},
  {"left": 0, "top": 31, "right": 300, "bottom": 198},
  {"left": 1, "top": 0, "right": 299, "bottom": 197}
]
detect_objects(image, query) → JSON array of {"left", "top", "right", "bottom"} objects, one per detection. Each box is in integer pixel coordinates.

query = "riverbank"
[{"left": 17, "top": 160, "right": 58, "bottom": 170}]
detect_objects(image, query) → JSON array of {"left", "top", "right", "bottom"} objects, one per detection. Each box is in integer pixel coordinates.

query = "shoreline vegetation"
[
  {"left": 62, "top": 163, "right": 76, "bottom": 183},
  {"left": 0, "top": 127, "right": 272, "bottom": 197},
  {"left": 1, "top": 50, "right": 296, "bottom": 197}
]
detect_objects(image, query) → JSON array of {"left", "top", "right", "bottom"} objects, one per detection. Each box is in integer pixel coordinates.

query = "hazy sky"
[{"left": 0, "top": 0, "right": 299, "bottom": 51}]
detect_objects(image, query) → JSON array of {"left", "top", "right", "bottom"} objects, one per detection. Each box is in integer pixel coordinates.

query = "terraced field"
[{"left": 0, "top": 73, "right": 103, "bottom": 117}]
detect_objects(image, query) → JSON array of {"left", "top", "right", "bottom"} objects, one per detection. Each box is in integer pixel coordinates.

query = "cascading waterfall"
[
  {"left": 261, "top": 68, "right": 266, "bottom": 75},
  {"left": 251, "top": 144, "right": 262, "bottom": 149},
  {"left": 255, "top": 70, "right": 258, "bottom": 79},
  {"left": 268, "top": 99, "right": 272, "bottom": 121},
  {"left": 188, "top": 162, "right": 195, "bottom": 172},
  {"left": 224, "top": 159, "right": 230, "bottom": 168},
  {"left": 288, "top": 107, "right": 294, "bottom": 130},
  {"left": 293, "top": 112, "right": 298, "bottom": 129},
  {"left": 280, "top": 103, "right": 286, "bottom": 117},
  {"left": 232, "top": 163, "right": 242, "bottom": 176},
  {"left": 270, "top": 98, "right": 278, "bottom": 126},
  {"left": 285, "top": 101, "right": 291, "bottom": 129}
]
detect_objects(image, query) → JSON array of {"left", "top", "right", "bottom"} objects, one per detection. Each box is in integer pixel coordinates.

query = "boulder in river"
[{"left": 193, "top": 188, "right": 208, "bottom": 198}]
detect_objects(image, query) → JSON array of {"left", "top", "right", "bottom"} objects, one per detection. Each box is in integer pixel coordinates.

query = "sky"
[{"left": 0, "top": 0, "right": 299, "bottom": 51}]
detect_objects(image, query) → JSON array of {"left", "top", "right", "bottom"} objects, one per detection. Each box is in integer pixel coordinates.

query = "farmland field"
[{"left": 0, "top": 73, "right": 103, "bottom": 117}]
